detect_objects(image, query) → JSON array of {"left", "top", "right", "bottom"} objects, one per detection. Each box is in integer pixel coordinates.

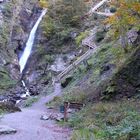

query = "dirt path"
[{"left": 0, "top": 83, "right": 71, "bottom": 140}]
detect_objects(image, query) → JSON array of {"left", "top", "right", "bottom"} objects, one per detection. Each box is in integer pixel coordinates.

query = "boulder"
[
  {"left": 0, "top": 125, "right": 17, "bottom": 135},
  {"left": 40, "top": 115, "right": 49, "bottom": 121}
]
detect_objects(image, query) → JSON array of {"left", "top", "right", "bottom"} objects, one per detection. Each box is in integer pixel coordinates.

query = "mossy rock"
[{"left": 0, "top": 102, "right": 21, "bottom": 113}]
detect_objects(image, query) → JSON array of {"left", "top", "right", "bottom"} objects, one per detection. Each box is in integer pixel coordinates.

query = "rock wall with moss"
[
  {"left": 103, "top": 46, "right": 140, "bottom": 99},
  {"left": 0, "top": 0, "right": 38, "bottom": 94}
]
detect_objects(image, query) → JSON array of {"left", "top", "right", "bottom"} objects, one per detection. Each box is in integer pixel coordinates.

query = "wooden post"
[{"left": 64, "top": 102, "right": 69, "bottom": 122}]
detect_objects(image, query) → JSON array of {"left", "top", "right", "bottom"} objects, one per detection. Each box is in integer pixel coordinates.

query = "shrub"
[
  {"left": 110, "top": 6, "right": 117, "bottom": 13},
  {"left": 69, "top": 15, "right": 81, "bottom": 27},
  {"left": 95, "top": 31, "right": 106, "bottom": 43},
  {"left": 24, "top": 97, "right": 39, "bottom": 107},
  {"left": 41, "top": 15, "right": 56, "bottom": 38},
  {"left": 76, "top": 31, "right": 89, "bottom": 46},
  {"left": 65, "top": 100, "right": 140, "bottom": 140}
]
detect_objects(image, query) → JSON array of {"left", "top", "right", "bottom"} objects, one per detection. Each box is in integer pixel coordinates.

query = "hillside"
[{"left": 0, "top": 0, "right": 140, "bottom": 140}]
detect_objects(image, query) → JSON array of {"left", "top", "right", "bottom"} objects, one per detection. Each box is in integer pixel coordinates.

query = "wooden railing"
[
  {"left": 55, "top": 44, "right": 97, "bottom": 82},
  {"left": 54, "top": 0, "right": 112, "bottom": 82}
]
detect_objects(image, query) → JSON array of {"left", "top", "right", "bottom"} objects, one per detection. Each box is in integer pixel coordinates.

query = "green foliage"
[
  {"left": 54, "top": 28, "right": 73, "bottom": 45},
  {"left": 41, "top": 0, "right": 87, "bottom": 48},
  {"left": 76, "top": 31, "right": 89, "bottom": 46},
  {"left": 43, "top": 54, "right": 54, "bottom": 63},
  {"left": 0, "top": 69, "right": 16, "bottom": 90},
  {"left": 41, "top": 15, "right": 56, "bottom": 38},
  {"left": 47, "top": 87, "right": 87, "bottom": 107},
  {"left": 47, "top": 96, "right": 61, "bottom": 107},
  {"left": 42, "top": 14, "right": 74, "bottom": 47},
  {"left": 48, "top": 0, "right": 87, "bottom": 27},
  {"left": 0, "top": 109, "right": 4, "bottom": 115},
  {"left": 3, "top": 2, "right": 13, "bottom": 18},
  {"left": 72, "top": 129, "right": 95, "bottom": 140},
  {"left": 63, "top": 88, "right": 86, "bottom": 103},
  {"left": 0, "top": 26, "right": 9, "bottom": 47},
  {"left": 95, "top": 31, "right": 106, "bottom": 43},
  {"left": 65, "top": 100, "right": 140, "bottom": 140}
]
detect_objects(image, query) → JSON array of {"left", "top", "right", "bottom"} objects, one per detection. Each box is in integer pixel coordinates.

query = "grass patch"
[
  {"left": 0, "top": 108, "right": 5, "bottom": 116},
  {"left": 76, "top": 31, "right": 89, "bottom": 46},
  {"left": 24, "top": 96, "right": 39, "bottom": 107},
  {"left": 65, "top": 99, "right": 140, "bottom": 140},
  {"left": 0, "top": 69, "right": 16, "bottom": 91},
  {"left": 47, "top": 86, "right": 87, "bottom": 108}
]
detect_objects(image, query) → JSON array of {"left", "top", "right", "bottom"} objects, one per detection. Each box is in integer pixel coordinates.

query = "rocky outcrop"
[{"left": 101, "top": 46, "right": 140, "bottom": 100}]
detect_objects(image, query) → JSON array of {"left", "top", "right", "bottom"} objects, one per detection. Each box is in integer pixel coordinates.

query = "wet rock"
[
  {"left": 0, "top": 125, "right": 17, "bottom": 135},
  {"left": 29, "top": 86, "right": 40, "bottom": 96},
  {"left": 40, "top": 115, "right": 49, "bottom": 120}
]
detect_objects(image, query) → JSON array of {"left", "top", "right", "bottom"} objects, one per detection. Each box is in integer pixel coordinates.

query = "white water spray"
[
  {"left": 19, "top": 9, "right": 47, "bottom": 97},
  {"left": 19, "top": 9, "right": 47, "bottom": 73}
]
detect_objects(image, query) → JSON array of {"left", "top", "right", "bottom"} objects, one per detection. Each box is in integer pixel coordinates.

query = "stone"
[
  {"left": 47, "top": 106, "right": 54, "bottom": 109},
  {"left": 67, "top": 109, "right": 73, "bottom": 113},
  {"left": 55, "top": 116, "right": 63, "bottom": 122},
  {"left": 40, "top": 115, "right": 49, "bottom": 120},
  {"left": 0, "top": 125, "right": 17, "bottom": 135},
  {"left": 55, "top": 114, "right": 64, "bottom": 122},
  {"left": 48, "top": 113, "right": 64, "bottom": 122}
]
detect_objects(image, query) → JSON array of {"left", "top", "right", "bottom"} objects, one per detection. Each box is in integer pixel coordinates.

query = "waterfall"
[
  {"left": 19, "top": 9, "right": 47, "bottom": 97},
  {"left": 19, "top": 9, "right": 47, "bottom": 73}
]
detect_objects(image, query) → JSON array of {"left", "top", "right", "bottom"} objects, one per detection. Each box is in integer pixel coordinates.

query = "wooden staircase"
[
  {"left": 54, "top": 0, "right": 112, "bottom": 82},
  {"left": 55, "top": 43, "right": 98, "bottom": 82}
]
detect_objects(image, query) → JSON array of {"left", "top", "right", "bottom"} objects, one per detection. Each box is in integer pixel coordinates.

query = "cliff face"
[
  {"left": 0, "top": 0, "right": 38, "bottom": 94},
  {"left": 0, "top": 0, "right": 20, "bottom": 93},
  {"left": 104, "top": 46, "right": 140, "bottom": 99}
]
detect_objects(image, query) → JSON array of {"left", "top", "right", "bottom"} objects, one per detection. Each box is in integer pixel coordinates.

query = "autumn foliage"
[
  {"left": 106, "top": 0, "right": 140, "bottom": 38},
  {"left": 39, "top": 0, "right": 49, "bottom": 8}
]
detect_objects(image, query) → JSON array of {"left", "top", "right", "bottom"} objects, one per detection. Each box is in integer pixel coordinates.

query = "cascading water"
[
  {"left": 19, "top": 9, "right": 47, "bottom": 73},
  {"left": 19, "top": 9, "right": 47, "bottom": 97}
]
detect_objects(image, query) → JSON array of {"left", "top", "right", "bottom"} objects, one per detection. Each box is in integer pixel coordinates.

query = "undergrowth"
[
  {"left": 68, "top": 100, "right": 140, "bottom": 140},
  {"left": 24, "top": 96, "right": 39, "bottom": 107}
]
